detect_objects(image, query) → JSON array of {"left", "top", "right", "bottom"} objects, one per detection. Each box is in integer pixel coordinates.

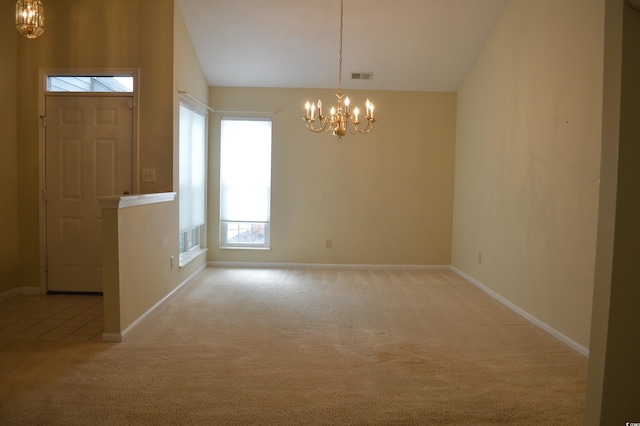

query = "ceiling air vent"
[{"left": 351, "top": 72, "right": 374, "bottom": 81}]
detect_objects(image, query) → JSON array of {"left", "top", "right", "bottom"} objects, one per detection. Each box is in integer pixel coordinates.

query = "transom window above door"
[{"left": 47, "top": 76, "right": 134, "bottom": 93}]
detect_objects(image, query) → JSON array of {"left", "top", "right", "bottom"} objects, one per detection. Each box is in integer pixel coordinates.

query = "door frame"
[{"left": 38, "top": 68, "right": 140, "bottom": 294}]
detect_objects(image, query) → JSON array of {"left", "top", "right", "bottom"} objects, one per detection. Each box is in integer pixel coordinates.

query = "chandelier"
[
  {"left": 303, "top": 0, "right": 375, "bottom": 141},
  {"left": 16, "top": 0, "right": 45, "bottom": 39}
]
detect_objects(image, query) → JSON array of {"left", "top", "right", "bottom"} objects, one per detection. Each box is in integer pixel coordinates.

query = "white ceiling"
[{"left": 177, "top": 0, "right": 510, "bottom": 92}]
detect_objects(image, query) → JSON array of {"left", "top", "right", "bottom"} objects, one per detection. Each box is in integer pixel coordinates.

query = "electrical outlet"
[
  {"left": 478, "top": 251, "right": 482, "bottom": 264},
  {"left": 325, "top": 238, "right": 333, "bottom": 249},
  {"left": 141, "top": 168, "right": 156, "bottom": 183}
]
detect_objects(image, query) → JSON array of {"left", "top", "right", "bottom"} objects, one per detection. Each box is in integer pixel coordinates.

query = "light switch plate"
[{"left": 141, "top": 168, "right": 156, "bottom": 183}]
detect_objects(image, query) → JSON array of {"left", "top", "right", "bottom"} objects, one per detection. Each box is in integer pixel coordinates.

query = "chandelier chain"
[{"left": 338, "top": 0, "right": 343, "bottom": 93}]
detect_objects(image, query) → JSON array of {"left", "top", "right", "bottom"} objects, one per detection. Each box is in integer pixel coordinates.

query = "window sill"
[
  {"left": 179, "top": 247, "right": 208, "bottom": 268},
  {"left": 219, "top": 246, "right": 271, "bottom": 251}
]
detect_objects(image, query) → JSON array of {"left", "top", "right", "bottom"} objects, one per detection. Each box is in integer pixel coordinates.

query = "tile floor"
[{"left": 0, "top": 294, "right": 103, "bottom": 342}]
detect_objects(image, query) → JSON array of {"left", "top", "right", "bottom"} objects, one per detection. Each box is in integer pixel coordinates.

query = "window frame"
[
  {"left": 179, "top": 224, "right": 204, "bottom": 263},
  {"left": 219, "top": 116, "right": 273, "bottom": 250}
]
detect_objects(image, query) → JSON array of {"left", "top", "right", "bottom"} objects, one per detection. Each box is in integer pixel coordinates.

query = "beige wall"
[
  {"left": 452, "top": 0, "right": 604, "bottom": 349},
  {"left": 16, "top": 0, "right": 175, "bottom": 289},
  {"left": 115, "top": 200, "right": 178, "bottom": 332},
  {"left": 586, "top": 0, "right": 640, "bottom": 423},
  {"left": 173, "top": 0, "right": 209, "bottom": 113},
  {"left": 101, "top": 2, "right": 209, "bottom": 338},
  {"left": 0, "top": 0, "right": 20, "bottom": 293},
  {"left": 207, "top": 87, "right": 457, "bottom": 266},
  {"left": 102, "top": 198, "right": 183, "bottom": 337},
  {"left": 173, "top": 0, "right": 209, "bottom": 190}
]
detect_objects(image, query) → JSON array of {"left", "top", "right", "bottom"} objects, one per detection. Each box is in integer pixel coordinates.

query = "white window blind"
[{"left": 179, "top": 103, "right": 206, "bottom": 233}]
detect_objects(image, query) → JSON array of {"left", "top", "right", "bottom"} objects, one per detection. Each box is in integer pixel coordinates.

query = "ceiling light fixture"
[
  {"left": 303, "top": 0, "right": 375, "bottom": 141},
  {"left": 16, "top": 0, "right": 45, "bottom": 39}
]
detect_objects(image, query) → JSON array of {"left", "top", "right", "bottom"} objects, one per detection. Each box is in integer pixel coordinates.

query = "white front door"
[{"left": 45, "top": 95, "right": 133, "bottom": 293}]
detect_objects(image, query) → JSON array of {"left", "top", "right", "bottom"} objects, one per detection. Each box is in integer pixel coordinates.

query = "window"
[
  {"left": 220, "top": 117, "right": 272, "bottom": 249},
  {"left": 179, "top": 102, "right": 207, "bottom": 263},
  {"left": 47, "top": 76, "right": 134, "bottom": 92},
  {"left": 179, "top": 227, "right": 200, "bottom": 253}
]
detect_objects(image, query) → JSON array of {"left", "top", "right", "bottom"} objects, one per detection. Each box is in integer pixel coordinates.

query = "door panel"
[
  {"left": 95, "top": 138, "right": 118, "bottom": 197},
  {"left": 46, "top": 96, "right": 133, "bottom": 293}
]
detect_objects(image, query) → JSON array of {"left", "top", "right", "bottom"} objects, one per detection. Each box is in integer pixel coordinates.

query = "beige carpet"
[{"left": 0, "top": 268, "right": 587, "bottom": 425}]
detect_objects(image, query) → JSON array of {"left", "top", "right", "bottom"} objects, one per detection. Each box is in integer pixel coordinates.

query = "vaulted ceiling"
[{"left": 177, "top": 0, "right": 509, "bottom": 92}]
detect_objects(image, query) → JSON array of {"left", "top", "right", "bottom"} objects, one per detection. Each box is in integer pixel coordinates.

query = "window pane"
[
  {"left": 222, "top": 222, "right": 268, "bottom": 245},
  {"left": 179, "top": 232, "right": 186, "bottom": 254},
  {"left": 47, "top": 76, "right": 134, "bottom": 92},
  {"left": 189, "top": 227, "right": 200, "bottom": 249}
]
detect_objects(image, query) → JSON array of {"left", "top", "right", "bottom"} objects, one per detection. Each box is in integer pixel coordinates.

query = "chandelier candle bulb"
[{"left": 317, "top": 100, "right": 323, "bottom": 117}]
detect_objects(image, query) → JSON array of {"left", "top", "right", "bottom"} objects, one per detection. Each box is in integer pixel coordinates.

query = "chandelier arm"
[
  {"left": 305, "top": 124, "right": 328, "bottom": 133},
  {"left": 305, "top": 116, "right": 332, "bottom": 133},
  {"left": 344, "top": 113, "right": 371, "bottom": 135},
  {"left": 346, "top": 119, "right": 359, "bottom": 135},
  {"left": 357, "top": 129, "right": 372, "bottom": 135},
  {"left": 356, "top": 119, "right": 375, "bottom": 134}
]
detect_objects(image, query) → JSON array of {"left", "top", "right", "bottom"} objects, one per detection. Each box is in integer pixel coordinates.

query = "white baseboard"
[
  {"left": 208, "top": 261, "right": 450, "bottom": 270},
  {"left": 0, "top": 286, "right": 43, "bottom": 302},
  {"left": 101, "top": 263, "right": 207, "bottom": 343},
  {"left": 450, "top": 266, "right": 589, "bottom": 358}
]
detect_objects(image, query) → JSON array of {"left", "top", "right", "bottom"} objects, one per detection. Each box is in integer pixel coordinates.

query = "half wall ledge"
[{"left": 97, "top": 192, "right": 176, "bottom": 209}]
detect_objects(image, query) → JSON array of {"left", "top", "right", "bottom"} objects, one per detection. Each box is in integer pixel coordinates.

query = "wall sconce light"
[{"left": 16, "top": 0, "right": 45, "bottom": 39}]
